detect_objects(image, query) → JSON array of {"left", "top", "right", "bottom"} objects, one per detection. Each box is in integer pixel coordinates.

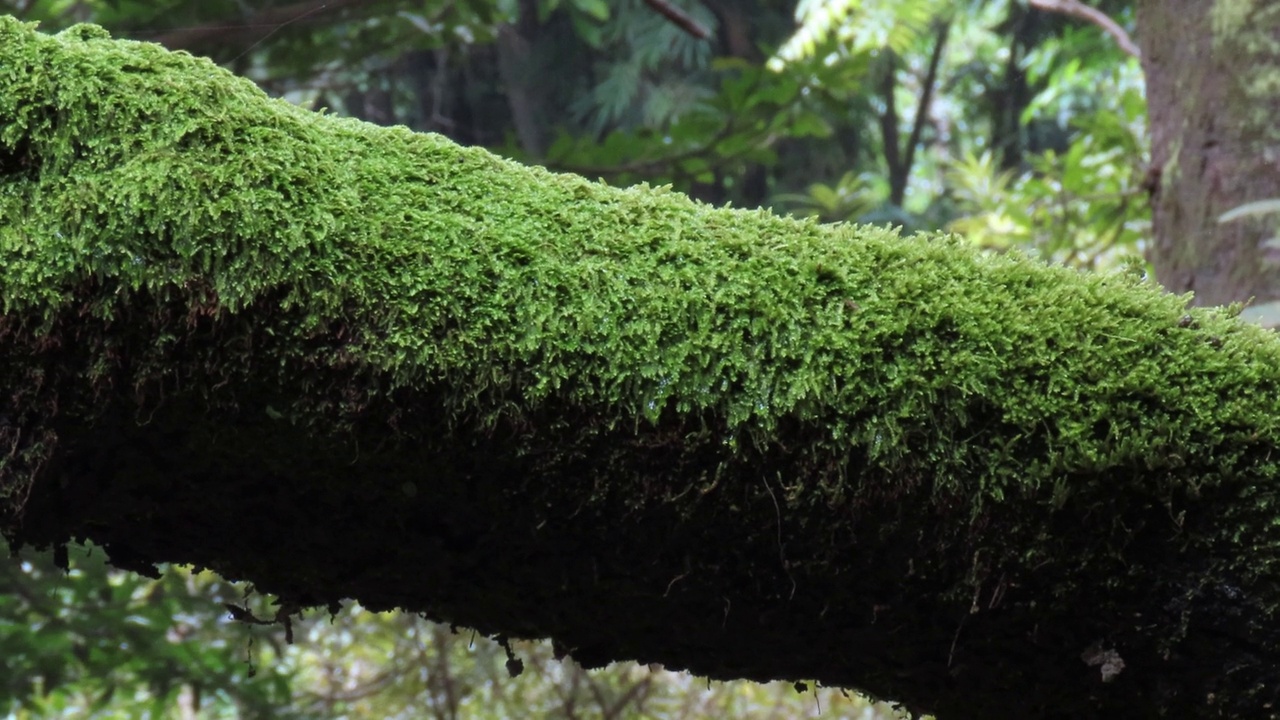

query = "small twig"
[
  {"left": 760, "top": 473, "right": 797, "bottom": 599},
  {"left": 948, "top": 583, "right": 982, "bottom": 668},
  {"left": 664, "top": 571, "right": 689, "bottom": 596},
  {"left": 641, "top": 0, "right": 711, "bottom": 41},
  {"left": 1029, "top": 0, "right": 1140, "bottom": 59},
  {"left": 230, "top": 3, "right": 329, "bottom": 64}
]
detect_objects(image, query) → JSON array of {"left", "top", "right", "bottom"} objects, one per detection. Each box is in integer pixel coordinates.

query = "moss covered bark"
[{"left": 5, "top": 18, "right": 1280, "bottom": 719}]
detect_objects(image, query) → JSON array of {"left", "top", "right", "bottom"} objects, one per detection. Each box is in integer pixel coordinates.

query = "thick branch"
[
  {"left": 4, "top": 19, "right": 1280, "bottom": 720},
  {"left": 641, "top": 0, "right": 712, "bottom": 41}
]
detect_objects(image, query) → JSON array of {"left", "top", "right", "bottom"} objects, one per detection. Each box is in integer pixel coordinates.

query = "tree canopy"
[{"left": 5, "top": 15, "right": 1280, "bottom": 720}]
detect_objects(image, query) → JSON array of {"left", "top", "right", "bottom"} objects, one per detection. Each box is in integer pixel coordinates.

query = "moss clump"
[{"left": 5, "top": 17, "right": 1280, "bottom": 719}]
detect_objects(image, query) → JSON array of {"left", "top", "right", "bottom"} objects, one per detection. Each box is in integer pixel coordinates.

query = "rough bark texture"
[
  {"left": 6, "top": 20, "right": 1280, "bottom": 719},
  {"left": 1140, "top": 0, "right": 1280, "bottom": 307}
]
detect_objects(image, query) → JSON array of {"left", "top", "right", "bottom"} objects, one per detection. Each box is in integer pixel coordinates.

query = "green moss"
[
  {"left": 6, "top": 18, "right": 1280, "bottom": 717},
  {"left": 5, "top": 17, "right": 1277, "bottom": 502}
]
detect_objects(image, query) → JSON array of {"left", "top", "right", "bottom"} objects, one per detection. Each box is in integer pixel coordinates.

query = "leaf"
[
  {"left": 570, "top": 0, "right": 609, "bottom": 21},
  {"left": 790, "top": 111, "right": 833, "bottom": 138},
  {"left": 1240, "top": 300, "right": 1280, "bottom": 329},
  {"left": 538, "top": 0, "right": 563, "bottom": 23},
  {"left": 570, "top": 12, "right": 604, "bottom": 48},
  {"left": 1218, "top": 199, "right": 1280, "bottom": 223}
]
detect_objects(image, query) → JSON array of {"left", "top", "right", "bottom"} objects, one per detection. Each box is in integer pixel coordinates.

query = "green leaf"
[
  {"left": 571, "top": 0, "right": 609, "bottom": 21},
  {"left": 790, "top": 111, "right": 833, "bottom": 138}
]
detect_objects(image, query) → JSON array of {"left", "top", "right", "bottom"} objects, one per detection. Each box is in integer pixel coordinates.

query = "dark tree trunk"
[
  {"left": 704, "top": 0, "right": 768, "bottom": 208},
  {"left": 495, "top": 0, "right": 547, "bottom": 158},
  {"left": 1140, "top": 0, "right": 1280, "bottom": 307}
]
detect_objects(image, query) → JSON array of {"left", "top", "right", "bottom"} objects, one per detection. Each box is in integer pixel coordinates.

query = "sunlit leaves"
[
  {"left": 771, "top": 0, "right": 951, "bottom": 69},
  {"left": 946, "top": 57, "right": 1149, "bottom": 268}
]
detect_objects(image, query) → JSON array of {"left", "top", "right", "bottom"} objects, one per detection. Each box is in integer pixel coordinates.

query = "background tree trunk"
[
  {"left": 495, "top": 0, "right": 547, "bottom": 158},
  {"left": 1140, "top": 0, "right": 1280, "bottom": 307}
]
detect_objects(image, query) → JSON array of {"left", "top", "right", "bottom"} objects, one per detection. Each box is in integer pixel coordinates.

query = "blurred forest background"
[{"left": 0, "top": 0, "right": 1146, "bottom": 717}]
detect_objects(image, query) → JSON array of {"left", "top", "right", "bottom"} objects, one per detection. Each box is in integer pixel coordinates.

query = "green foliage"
[
  {"left": 0, "top": 540, "right": 294, "bottom": 718},
  {"left": 764, "top": 0, "right": 1149, "bottom": 251},
  {"left": 772, "top": 0, "right": 949, "bottom": 65},
  {"left": 773, "top": 170, "right": 888, "bottom": 223},
  {"left": 946, "top": 58, "right": 1149, "bottom": 268},
  {"left": 545, "top": 60, "right": 829, "bottom": 192},
  {"left": 566, "top": 0, "right": 715, "bottom": 135}
]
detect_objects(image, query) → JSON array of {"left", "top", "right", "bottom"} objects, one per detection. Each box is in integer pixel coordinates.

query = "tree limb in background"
[
  {"left": 903, "top": 21, "right": 951, "bottom": 184},
  {"left": 1030, "top": 0, "right": 1140, "bottom": 58},
  {"left": 641, "top": 0, "right": 711, "bottom": 40},
  {"left": 881, "top": 19, "right": 952, "bottom": 207},
  {"left": 143, "top": 0, "right": 375, "bottom": 52},
  {"left": 5, "top": 19, "right": 1280, "bottom": 720}
]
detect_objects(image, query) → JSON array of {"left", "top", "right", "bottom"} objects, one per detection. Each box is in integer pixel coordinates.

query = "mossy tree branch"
[{"left": 3, "top": 18, "right": 1280, "bottom": 719}]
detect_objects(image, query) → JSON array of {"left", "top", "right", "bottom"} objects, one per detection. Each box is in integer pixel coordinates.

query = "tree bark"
[
  {"left": 6, "top": 19, "right": 1280, "bottom": 719},
  {"left": 1140, "top": 0, "right": 1280, "bottom": 307},
  {"left": 494, "top": 0, "right": 547, "bottom": 158}
]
